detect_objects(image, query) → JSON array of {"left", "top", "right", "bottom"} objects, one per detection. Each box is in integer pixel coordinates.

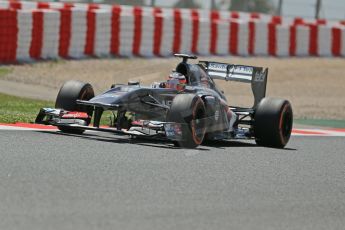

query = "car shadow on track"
[
  {"left": 202, "top": 140, "right": 257, "bottom": 148},
  {"left": 36, "top": 131, "right": 296, "bottom": 151},
  {"left": 203, "top": 140, "right": 297, "bottom": 151}
]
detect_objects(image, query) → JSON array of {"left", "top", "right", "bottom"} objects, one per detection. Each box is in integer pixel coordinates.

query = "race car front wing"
[{"left": 35, "top": 108, "right": 184, "bottom": 141}]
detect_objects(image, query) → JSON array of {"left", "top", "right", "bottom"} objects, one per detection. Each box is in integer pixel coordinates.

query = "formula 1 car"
[{"left": 35, "top": 54, "right": 293, "bottom": 148}]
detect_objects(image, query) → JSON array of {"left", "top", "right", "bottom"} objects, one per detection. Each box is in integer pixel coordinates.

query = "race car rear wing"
[{"left": 199, "top": 61, "right": 268, "bottom": 108}]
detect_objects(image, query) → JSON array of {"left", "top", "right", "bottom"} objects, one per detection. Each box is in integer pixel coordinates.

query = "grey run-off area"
[{"left": 0, "top": 130, "right": 344, "bottom": 230}]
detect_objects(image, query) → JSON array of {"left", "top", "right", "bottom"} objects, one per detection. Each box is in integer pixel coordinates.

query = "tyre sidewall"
[
  {"left": 254, "top": 98, "right": 293, "bottom": 148},
  {"left": 55, "top": 80, "right": 95, "bottom": 134},
  {"left": 55, "top": 80, "right": 94, "bottom": 115}
]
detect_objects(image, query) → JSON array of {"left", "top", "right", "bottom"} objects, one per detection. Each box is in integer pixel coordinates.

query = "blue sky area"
[{"left": 144, "top": 0, "right": 345, "bottom": 20}]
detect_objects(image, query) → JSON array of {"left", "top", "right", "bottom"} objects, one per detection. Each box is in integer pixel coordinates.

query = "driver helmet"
[{"left": 167, "top": 72, "right": 186, "bottom": 91}]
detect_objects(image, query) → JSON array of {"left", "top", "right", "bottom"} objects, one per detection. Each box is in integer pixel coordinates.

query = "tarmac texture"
[{"left": 1, "top": 130, "right": 344, "bottom": 230}]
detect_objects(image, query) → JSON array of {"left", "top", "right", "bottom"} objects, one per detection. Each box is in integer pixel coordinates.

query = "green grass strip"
[
  {"left": 0, "top": 93, "right": 53, "bottom": 123},
  {"left": 0, "top": 93, "right": 112, "bottom": 126},
  {"left": 0, "top": 67, "right": 12, "bottom": 78}
]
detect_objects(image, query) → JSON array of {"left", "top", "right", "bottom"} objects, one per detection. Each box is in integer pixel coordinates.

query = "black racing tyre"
[
  {"left": 55, "top": 80, "right": 95, "bottom": 134},
  {"left": 253, "top": 98, "right": 293, "bottom": 148},
  {"left": 167, "top": 94, "right": 206, "bottom": 148}
]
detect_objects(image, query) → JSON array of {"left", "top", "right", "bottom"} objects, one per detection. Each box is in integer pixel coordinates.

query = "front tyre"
[
  {"left": 167, "top": 94, "right": 206, "bottom": 148},
  {"left": 253, "top": 98, "right": 293, "bottom": 148},
  {"left": 55, "top": 80, "right": 95, "bottom": 134}
]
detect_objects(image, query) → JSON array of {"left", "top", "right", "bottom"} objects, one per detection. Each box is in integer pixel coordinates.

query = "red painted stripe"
[
  {"left": 132, "top": 6, "right": 142, "bottom": 56},
  {"left": 271, "top": 16, "right": 282, "bottom": 24},
  {"left": 172, "top": 9, "right": 182, "bottom": 53},
  {"left": 38, "top": 2, "right": 50, "bottom": 9},
  {"left": 210, "top": 10, "right": 219, "bottom": 22},
  {"left": 330, "top": 128, "right": 345, "bottom": 132},
  {"left": 0, "top": 123, "right": 57, "bottom": 130},
  {"left": 250, "top": 12, "right": 260, "bottom": 19},
  {"left": 309, "top": 24, "right": 318, "bottom": 56},
  {"left": 294, "top": 17, "right": 304, "bottom": 25},
  {"left": 63, "top": 3, "right": 74, "bottom": 9},
  {"left": 229, "top": 21, "right": 238, "bottom": 55},
  {"left": 58, "top": 8, "right": 72, "bottom": 58},
  {"left": 292, "top": 129, "right": 326, "bottom": 135},
  {"left": 230, "top": 11, "right": 239, "bottom": 19},
  {"left": 84, "top": 10, "right": 96, "bottom": 56},
  {"left": 153, "top": 7, "right": 163, "bottom": 56},
  {"left": 88, "top": 4, "right": 99, "bottom": 10},
  {"left": 331, "top": 27, "right": 341, "bottom": 57},
  {"left": 0, "top": 9, "right": 18, "bottom": 63},
  {"left": 210, "top": 10, "right": 219, "bottom": 54},
  {"left": 268, "top": 23, "right": 277, "bottom": 56},
  {"left": 84, "top": 5, "right": 99, "bottom": 55},
  {"left": 248, "top": 21, "right": 255, "bottom": 55},
  {"left": 110, "top": 5, "right": 121, "bottom": 55},
  {"left": 29, "top": 10, "right": 44, "bottom": 59},
  {"left": 316, "top": 19, "right": 326, "bottom": 25},
  {"left": 289, "top": 25, "right": 296, "bottom": 56},
  {"left": 9, "top": 1, "right": 21, "bottom": 10},
  {"left": 191, "top": 9, "right": 199, "bottom": 54}
]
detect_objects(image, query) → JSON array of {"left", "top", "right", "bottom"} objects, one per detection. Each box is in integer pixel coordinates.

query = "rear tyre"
[
  {"left": 55, "top": 80, "right": 94, "bottom": 134},
  {"left": 253, "top": 98, "right": 293, "bottom": 148},
  {"left": 167, "top": 94, "right": 206, "bottom": 148}
]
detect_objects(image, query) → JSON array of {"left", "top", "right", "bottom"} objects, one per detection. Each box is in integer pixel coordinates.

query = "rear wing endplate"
[{"left": 199, "top": 61, "right": 268, "bottom": 108}]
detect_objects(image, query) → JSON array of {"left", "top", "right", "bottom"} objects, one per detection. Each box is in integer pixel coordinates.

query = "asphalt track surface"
[{"left": 1, "top": 130, "right": 344, "bottom": 230}]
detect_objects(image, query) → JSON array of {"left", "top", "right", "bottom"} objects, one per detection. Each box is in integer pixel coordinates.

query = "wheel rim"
[
  {"left": 191, "top": 103, "right": 206, "bottom": 145},
  {"left": 77, "top": 86, "right": 94, "bottom": 116},
  {"left": 279, "top": 104, "right": 293, "bottom": 143},
  {"left": 79, "top": 86, "right": 94, "bottom": 101}
]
